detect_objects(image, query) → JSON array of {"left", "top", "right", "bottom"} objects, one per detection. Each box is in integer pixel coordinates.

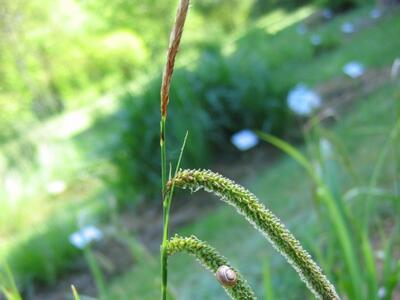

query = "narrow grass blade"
[
  {"left": 161, "top": 131, "right": 188, "bottom": 300},
  {"left": 343, "top": 187, "right": 399, "bottom": 202},
  {"left": 363, "top": 119, "right": 400, "bottom": 226},
  {"left": 258, "top": 132, "right": 363, "bottom": 299},
  {"left": 263, "top": 258, "right": 274, "bottom": 300},
  {"left": 0, "top": 263, "right": 22, "bottom": 300},
  {"left": 361, "top": 233, "right": 378, "bottom": 300},
  {"left": 71, "top": 285, "right": 81, "bottom": 300},
  {"left": 381, "top": 224, "right": 400, "bottom": 299},
  {"left": 83, "top": 247, "right": 107, "bottom": 299},
  {"left": 257, "top": 132, "right": 315, "bottom": 178}
]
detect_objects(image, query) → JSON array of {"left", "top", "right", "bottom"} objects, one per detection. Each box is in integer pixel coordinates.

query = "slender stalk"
[
  {"left": 159, "top": 1, "right": 189, "bottom": 299},
  {"left": 0, "top": 262, "right": 22, "bottom": 300},
  {"left": 161, "top": 130, "right": 187, "bottom": 300},
  {"left": 83, "top": 247, "right": 107, "bottom": 299},
  {"left": 160, "top": 117, "right": 168, "bottom": 300},
  {"left": 71, "top": 285, "right": 81, "bottom": 300}
]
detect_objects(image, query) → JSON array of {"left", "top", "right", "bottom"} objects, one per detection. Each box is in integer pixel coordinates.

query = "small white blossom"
[
  {"left": 375, "top": 250, "right": 385, "bottom": 260},
  {"left": 320, "top": 138, "right": 333, "bottom": 159},
  {"left": 370, "top": 9, "right": 382, "bottom": 19},
  {"left": 341, "top": 22, "right": 355, "bottom": 34},
  {"left": 69, "top": 225, "right": 103, "bottom": 249},
  {"left": 69, "top": 232, "right": 86, "bottom": 249},
  {"left": 231, "top": 130, "right": 259, "bottom": 151},
  {"left": 310, "top": 34, "right": 322, "bottom": 46},
  {"left": 391, "top": 58, "right": 400, "bottom": 80},
  {"left": 82, "top": 225, "right": 103, "bottom": 241},
  {"left": 287, "top": 84, "right": 321, "bottom": 116},
  {"left": 343, "top": 61, "right": 365, "bottom": 78},
  {"left": 378, "top": 287, "right": 386, "bottom": 298},
  {"left": 47, "top": 180, "right": 66, "bottom": 195}
]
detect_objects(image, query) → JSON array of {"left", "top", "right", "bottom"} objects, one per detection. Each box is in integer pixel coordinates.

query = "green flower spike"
[
  {"left": 167, "top": 235, "right": 257, "bottom": 300},
  {"left": 168, "top": 169, "right": 340, "bottom": 300}
]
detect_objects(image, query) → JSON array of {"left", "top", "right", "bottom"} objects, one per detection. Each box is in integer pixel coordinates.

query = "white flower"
[
  {"left": 319, "top": 138, "right": 333, "bottom": 159},
  {"left": 375, "top": 250, "right": 385, "bottom": 260},
  {"left": 370, "top": 9, "right": 382, "bottom": 19},
  {"left": 378, "top": 287, "right": 386, "bottom": 298},
  {"left": 231, "top": 130, "right": 259, "bottom": 151},
  {"left": 343, "top": 61, "right": 365, "bottom": 78},
  {"left": 69, "top": 225, "right": 103, "bottom": 249},
  {"left": 341, "top": 22, "right": 355, "bottom": 34},
  {"left": 287, "top": 84, "right": 321, "bottom": 116},
  {"left": 69, "top": 232, "right": 87, "bottom": 249},
  {"left": 47, "top": 180, "right": 66, "bottom": 195},
  {"left": 310, "top": 34, "right": 322, "bottom": 46},
  {"left": 391, "top": 58, "right": 400, "bottom": 80},
  {"left": 82, "top": 225, "right": 103, "bottom": 241}
]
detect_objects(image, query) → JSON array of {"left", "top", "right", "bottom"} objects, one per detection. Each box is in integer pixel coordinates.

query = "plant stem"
[
  {"left": 160, "top": 117, "right": 168, "bottom": 300},
  {"left": 83, "top": 247, "right": 107, "bottom": 299},
  {"left": 159, "top": 1, "right": 190, "bottom": 299}
]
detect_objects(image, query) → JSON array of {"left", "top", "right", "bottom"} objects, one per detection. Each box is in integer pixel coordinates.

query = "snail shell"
[{"left": 216, "top": 265, "right": 237, "bottom": 287}]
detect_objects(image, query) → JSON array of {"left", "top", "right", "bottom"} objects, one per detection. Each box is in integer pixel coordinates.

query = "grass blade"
[
  {"left": 263, "top": 257, "right": 274, "bottom": 300},
  {"left": 71, "top": 285, "right": 81, "bottom": 300},
  {"left": 0, "top": 263, "right": 22, "bottom": 300},
  {"left": 258, "top": 132, "right": 363, "bottom": 299}
]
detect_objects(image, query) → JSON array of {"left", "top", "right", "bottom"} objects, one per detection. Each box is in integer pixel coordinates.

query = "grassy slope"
[
  {"left": 107, "top": 80, "right": 400, "bottom": 300},
  {"left": 106, "top": 7, "right": 400, "bottom": 299},
  {"left": 2, "top": 3, "right": 400, "bottom": 296}
]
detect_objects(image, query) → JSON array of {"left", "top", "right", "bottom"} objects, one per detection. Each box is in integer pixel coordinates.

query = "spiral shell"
[{"left": 216, "top": 265, "right": 237, "bottom": 287}]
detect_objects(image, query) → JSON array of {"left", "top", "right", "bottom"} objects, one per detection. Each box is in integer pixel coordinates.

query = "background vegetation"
[{"left": 1, "top": 0, "right": 399, "bottom": 299}]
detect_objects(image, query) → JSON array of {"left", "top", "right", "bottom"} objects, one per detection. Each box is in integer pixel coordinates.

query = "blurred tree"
[
  {"left": 83, "top": 0, "right": 176, "bottom": 58},
  {"left": 0, "top": 0, "right": 152, "bottom": 139},
  {"left": 0, "top": 0, "right": 65, "bottom": 123},
  {"left": 195, "top": 0, "right": 255, "bottom": 32}
]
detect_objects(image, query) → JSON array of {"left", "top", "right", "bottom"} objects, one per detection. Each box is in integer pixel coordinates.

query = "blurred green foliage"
[
  {"left": 106, "top": 1, "right": 364, "bottom": 201},
  {"left": 315, "top": 0, "right": 362, "bottom": 11},
  {"left": 1, "top": 0, "right": 395, "bottom": 295},
  {"left": 108, "top": 46, "right": 291, "bottom": 200},
  {"left": 0, "top": 0, "right": 369, "bottom": 143}
]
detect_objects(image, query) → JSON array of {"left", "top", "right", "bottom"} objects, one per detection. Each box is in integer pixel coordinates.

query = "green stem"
[
  {"left": 160, "top": 116, "right": 168, "bottom": 300},
  {"left": 83, "top": 247, "right": 107, "bottom": 299},
  {"left": 159, "top": 0, "right": 189, "bottom": 297}
]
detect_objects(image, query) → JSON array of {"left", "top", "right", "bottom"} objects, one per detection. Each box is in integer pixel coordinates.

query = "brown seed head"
[{"left": 160, "top": 0, "right": 190, "bottom": 117}]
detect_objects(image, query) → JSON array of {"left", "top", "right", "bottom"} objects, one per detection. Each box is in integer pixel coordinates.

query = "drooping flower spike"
[{"left": 168, "top": 169, "right": 340, "bottom": 300}]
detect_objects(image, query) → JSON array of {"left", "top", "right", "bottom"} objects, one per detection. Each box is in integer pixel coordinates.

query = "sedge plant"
[{"left": 159, "top": 1, "right": 339, "bottom": 299}]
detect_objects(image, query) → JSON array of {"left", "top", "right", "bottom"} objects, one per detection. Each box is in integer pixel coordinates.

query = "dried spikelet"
[
  {"left": 167, "top": 235, "right": 257, "bottom": 300},
  {"left": 168, "top": 169, "right": 340, "bottom": 300},
  {"left": 160, "top": 0, "right": 190, "bottom": 117}
]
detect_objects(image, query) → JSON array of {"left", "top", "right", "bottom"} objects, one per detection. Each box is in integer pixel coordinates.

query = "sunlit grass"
[
  {"left": 224, "top": 5, "right": 316, "bottom": 56},
  {"left": 258, "top": 6, "right": 316, "bottom": 34},
  {"left": 1, "top": 2, "right": 400, "bottom": 297},
  {"left": 106, "top": 80, "right": 400, "bottom": 300}
]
